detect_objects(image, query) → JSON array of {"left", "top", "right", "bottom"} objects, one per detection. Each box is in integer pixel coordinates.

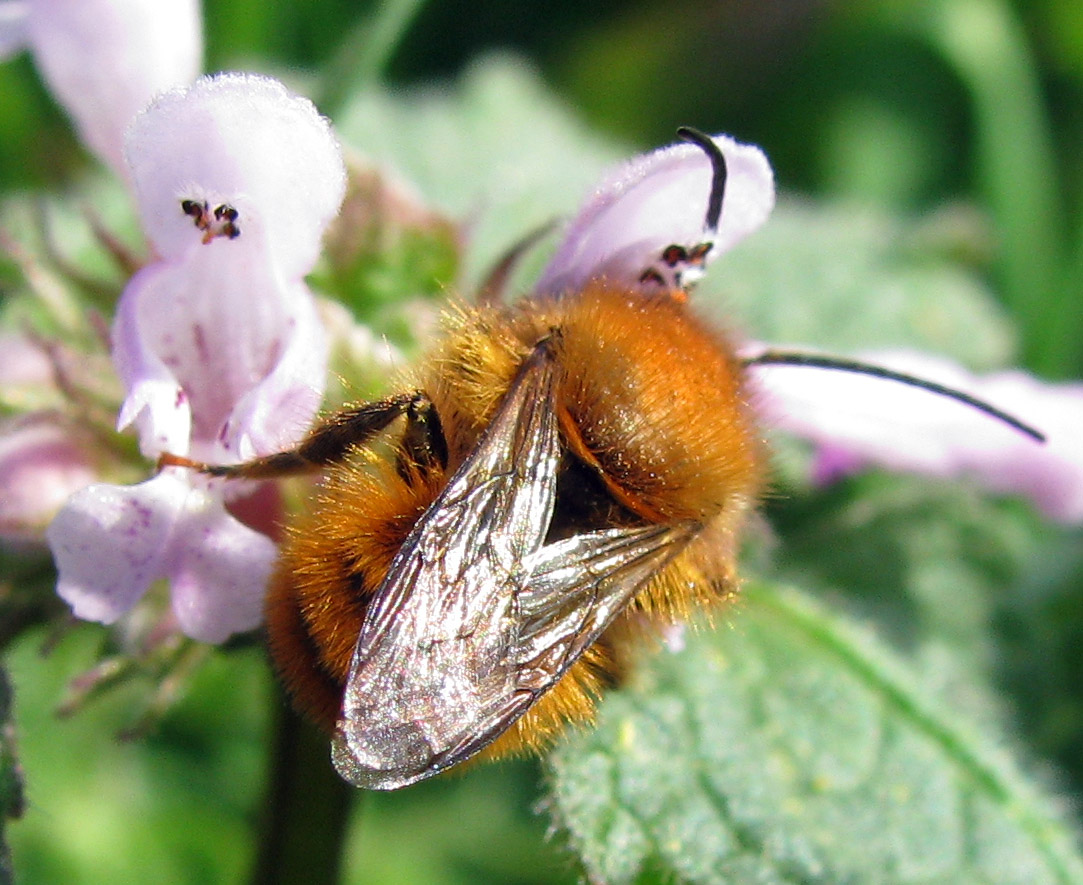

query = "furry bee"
[{"left": 169, "top": 129, "right": 1041, "bottom": 790}]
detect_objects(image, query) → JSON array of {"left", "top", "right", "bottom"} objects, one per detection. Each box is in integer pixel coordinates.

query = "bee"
[{"left": 165, "top": 128, "right": 1043, "bottom": 790}]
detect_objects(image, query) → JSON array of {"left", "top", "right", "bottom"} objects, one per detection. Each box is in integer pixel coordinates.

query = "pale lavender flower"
[
  {"left": 0, "top": 414, "right": 97, "bottom": 545},
  {"left": 0, "top": 331, "right": 53, "bottom": 395},
  {"left": 0, "top": 0, "right": 202, "bottom": 178},
  {"left": 47, "top": 74, "right": 346, "bottom": 642},
  {"left": 751, "top": 348, "right": 1083, "bottom": 523},
  {"left": 536, "top": 133, "right": 774, "bottom": 296}
]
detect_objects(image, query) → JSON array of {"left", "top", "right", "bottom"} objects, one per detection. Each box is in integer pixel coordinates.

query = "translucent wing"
[{"left": 332, "top": 342, "right": 694, "bottom": 789}]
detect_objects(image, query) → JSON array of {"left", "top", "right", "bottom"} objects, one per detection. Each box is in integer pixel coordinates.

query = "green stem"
[
  {"left": 318, "top": 0, "right": 430, "bottom": 114},
  {"left": 899, "top": 0, "right": 1072, "bottom": 376},
  {"left": 250, "top": 694, "right": 356, "bottom": 885}
]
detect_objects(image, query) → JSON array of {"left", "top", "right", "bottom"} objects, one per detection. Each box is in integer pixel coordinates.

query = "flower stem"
[
  {"left": 250, "top": 692, "right": 356, "bottom": 885},
  {"left": 318, "top": 0, "right": 430, "bottom": 113}
]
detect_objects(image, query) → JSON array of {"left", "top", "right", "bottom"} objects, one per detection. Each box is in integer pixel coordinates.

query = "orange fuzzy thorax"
[{"left": 265, "top": 283, "right": 765, "bottom": 757}]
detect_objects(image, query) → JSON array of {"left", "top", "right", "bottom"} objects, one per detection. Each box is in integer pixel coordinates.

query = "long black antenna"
[
  {"left": 677, "top": 126, "right": 727, "bottom": 233},
  {"left": 743, "top": 349, "right": 1046, "bottom": 443}
]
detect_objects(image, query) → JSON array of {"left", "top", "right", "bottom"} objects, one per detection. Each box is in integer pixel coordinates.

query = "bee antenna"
[
  {"left": 743, "top": 349, "right": 1046, "bottom": 443},
  {"left": 677, "top": 126, "right": 727, "bottom": 234}
]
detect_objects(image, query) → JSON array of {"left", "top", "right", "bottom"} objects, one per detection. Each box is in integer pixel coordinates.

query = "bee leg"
[
  {"left": 396, "top": 393, "right": 448, "bottom": 478},
  {"left": 158, "top": 392, "right": 423, "bottom": 480}
]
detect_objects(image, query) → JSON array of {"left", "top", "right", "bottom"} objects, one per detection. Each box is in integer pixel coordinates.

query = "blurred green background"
[{"left": 2, "top": 0, "right": 1082, "bottom": 882}]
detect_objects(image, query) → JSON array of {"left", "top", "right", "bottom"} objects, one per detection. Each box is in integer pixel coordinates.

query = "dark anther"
[
  {"left": 661, "top": 244, "right": 688, "bottom": 267},
  {"left": 638, "top": 268, "right": 666, "bottom": 287}
]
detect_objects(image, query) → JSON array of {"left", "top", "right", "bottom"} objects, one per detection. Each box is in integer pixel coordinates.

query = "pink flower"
[
  {"left": 0, "top": 414, "right": 97, "bottom": 545},
  {"left": 47, "top": 74, "right": 346, "bottom": 642},
  {"left": 0, "top": 0, "right": 202, "bottom": 177},
  {"left": 536, "top": 131, "right": 774, "bottom": 295},
  {"left": 751, "top": 349, "right": 1083, "bottom": 522}
]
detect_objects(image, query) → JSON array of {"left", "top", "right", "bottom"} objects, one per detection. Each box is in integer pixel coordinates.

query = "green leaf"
[
  {"left": 766, "top": 476, "right": 1046, "bottom": 677},
  {"left": 0, "top": 667, "right": 24, "bottom": 885},
  {"left": 334, "top": 53, "right": 626, "bottom": 286},
  {"left": 547, "top": 581, "right": 1083, "bottom": 885},
  {"left": 996, "top": 527, "right": 1083, "bottom": 790},
  {"left": 709, "top": 200, "right": 1019, "bottom": 369}
]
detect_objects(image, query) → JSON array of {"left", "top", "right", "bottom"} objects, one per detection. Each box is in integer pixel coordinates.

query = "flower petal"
[
  {"left": 536, "top": 133, "right": 774, "bottom": 296},
  {"left": 751, "top": 349, "right": 1083, "bottom": 522},
  {"left": 111, "top": 246, "right": 326, "bottom": 461},
  {"left": 125, "top": 73, "right": 346, "bottom": 277},
  {"left": 0, "top": 413, "right": 97, "bottom": 543},
  {"left": 46, "top": 471, "right": 188, "bottom": 623},
  {"left": 26, "top": 0, "right": 201, "bottom": 177},
  {"left": 167, "top": 489, "right": 276, "bottom": 642},
  {"left": 112, "top": 263, "right": 191, "bottom": 457},
  {"left": 0, "top": 2, "right": 29, "bottom": 62},
  {"left": 216, "top": 281, "right": 327, "bottom": 460}
]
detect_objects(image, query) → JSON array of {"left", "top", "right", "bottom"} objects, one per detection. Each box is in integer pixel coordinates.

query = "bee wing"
[
  {"left": 514, "top": 521, "right": 697, "bottom": 692},
  {"left": 333, "top": 342, "right": 563, "bottom": 789},
  {"left": 332, "top": 342, "right": 695, "bottom": 790}
]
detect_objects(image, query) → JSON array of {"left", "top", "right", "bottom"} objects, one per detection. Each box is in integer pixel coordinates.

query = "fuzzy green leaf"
[
  {"left": 708, "top": 200, "right": 1018, "bottom": 369},
  {"left": 334, "top": 53, "right": 625, "bottom": 286},
  {"left": 547, "top": 582, "right": 1083, "bottom": 885}
]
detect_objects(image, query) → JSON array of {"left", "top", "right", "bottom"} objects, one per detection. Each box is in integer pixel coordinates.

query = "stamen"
[
  {"left": 179, "top": 199, "right": 242, "bottom": 242},
  {"left": 634, "top": 128, "right": 727, "bottom": 293}
]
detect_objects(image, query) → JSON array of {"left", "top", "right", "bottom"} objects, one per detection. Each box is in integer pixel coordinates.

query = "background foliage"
[{"left": 1, "top": 0, "right": 1082, "bottom": 882}]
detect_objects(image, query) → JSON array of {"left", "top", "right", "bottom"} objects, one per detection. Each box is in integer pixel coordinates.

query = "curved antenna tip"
[
  {"left": 677, "top": 126, "right": 727, "bottom": 234},
  {"left": 743, "top": 350, "right": 1047, "bottom": 444}
]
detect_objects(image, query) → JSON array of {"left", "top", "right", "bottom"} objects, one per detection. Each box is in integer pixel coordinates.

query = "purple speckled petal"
[
  {"left": 25, "top": 0, "right": 200, "bottom": 177},
  {"left": 112, "top": 263, "right": 191, "bottom": 457},
  {"left": 216, "top": 280, "right": 327, "bottom": 461},
  {"left": 112, "top": 240, "right": 328, "bottom": 462},
  {"left": 167, "top": 491, "right": 276, "bottom": 642},
  {"left": 751, "top": 349, "right": 1083, "bottom": 523},
  {"left": 46, "top": 471, "right": 188, "bottom": 623},
  {"left": 536, "top": 133, "right": 774, "bottom": 296}
]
